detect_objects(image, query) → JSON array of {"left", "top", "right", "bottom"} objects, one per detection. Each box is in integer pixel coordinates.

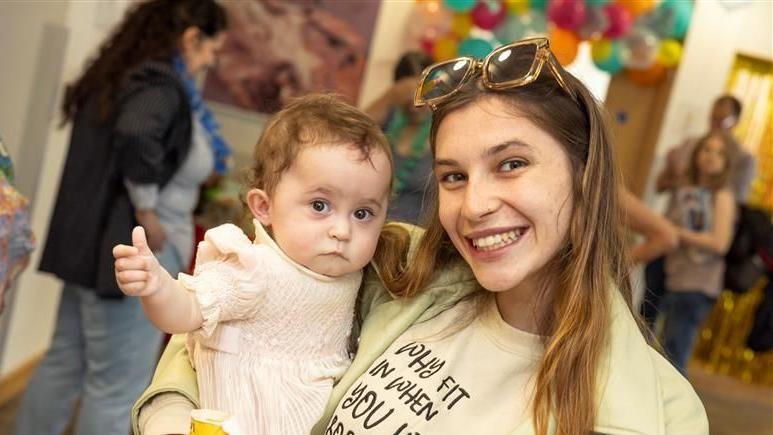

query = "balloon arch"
[{"left": 407, "top": 0, "right": 693, "bottom": 86}]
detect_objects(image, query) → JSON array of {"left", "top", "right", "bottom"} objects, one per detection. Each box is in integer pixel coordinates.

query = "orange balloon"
[
  {"left": 433, "top": 35, "right": 459, "bottom": 61},
  {"left": 549, "top": 28, "right": 580, "bottom": 66},
  {"left": 450, "top": 13, "right": 473, "bottom": 38},
  {"left": 626, "top": 63, "right": 667, "bottom": 86},
  {"left": 616, "top": 0, "right": 657, "bottom": 16}
]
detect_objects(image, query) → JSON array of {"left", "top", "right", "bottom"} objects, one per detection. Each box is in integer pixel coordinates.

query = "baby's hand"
[{"left": 113, "top": 226, "right": 164, "bottom": 297}]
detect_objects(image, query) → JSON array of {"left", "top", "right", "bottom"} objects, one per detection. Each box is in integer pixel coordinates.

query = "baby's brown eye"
[
  {"left": 311, "top": 200, "right": 330, "bottom": 213},
  {"left": 353, "top": 209, "right": 373, "bottom": 221}
]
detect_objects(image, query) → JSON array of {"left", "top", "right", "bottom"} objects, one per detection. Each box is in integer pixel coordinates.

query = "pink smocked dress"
[{"left": 179, "top": 220, "right": 361, "bottom": 435}]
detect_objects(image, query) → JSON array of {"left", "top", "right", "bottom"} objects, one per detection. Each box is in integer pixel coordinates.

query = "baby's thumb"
[{"left": 132, "top": 226, "right": 152, "bottom": 255}]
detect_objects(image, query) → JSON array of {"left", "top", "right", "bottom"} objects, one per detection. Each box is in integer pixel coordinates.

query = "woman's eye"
[
  {"left": 310, "top": 200, "right": 331, "bottom": 213},
  {"left": 353, "top": 208, "right": 374, "bottom": 221},
  {"left": 499, "top": 159, "right": 527, "bottom": 172},
  {"left": 440, "top": 172, "right": 466, "bottom": 184}
]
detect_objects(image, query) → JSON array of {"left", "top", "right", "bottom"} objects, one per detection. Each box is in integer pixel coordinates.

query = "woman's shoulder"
[
  {"left": 119, "top": 60, "right": 186, "bottom": 105},
  {"left": 647, "top": 347, "right": 710, "bottom": 434}
]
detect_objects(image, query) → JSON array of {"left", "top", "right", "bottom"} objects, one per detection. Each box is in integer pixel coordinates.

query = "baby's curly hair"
[{"left": 246, "top": 94, "right": 393, "bottom": 195}]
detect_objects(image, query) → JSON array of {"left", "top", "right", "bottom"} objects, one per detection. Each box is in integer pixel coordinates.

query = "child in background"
[
  {"left": 662, "top": 132, "right": 737, "bottom": 374},
  {"left": 113, "top": 94, "right": 393, "bottom": 434}
]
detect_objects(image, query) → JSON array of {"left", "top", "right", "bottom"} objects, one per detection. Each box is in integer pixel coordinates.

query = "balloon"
[
  {"left": 547, "top": 0, "right": 587, "bottom": 30},
  {"left": 471, "top": 1, "right": 508, "bottom": 30},
  {"left": 444, "top": 0, "right": 477, "bottom": 13},
  {"left": 577, "top": 6, "right": 609, "bottom": 40},
  {"left": 626, "top": 63, "right": 667, "bottom": 86},
  {"left": 405, "top": 1, "right": 452, "bottom": 48},
  {"left": 530, "top": 0, "right": 549, "bottom": 11},
  {"left": 504, "top": 0, "right": 530, "bottom": 15},
  {"left": 659, "top": 0, "right": 693, "bottom": 39},
  {"left": 644, "top": 0, "right": 692, "bottom": 39},
  {"left": 494, "top": 13, "right": 528, "bottom": 43},
  {"left": 602, "top": 3, "right": 633, "bottom": 38},
  {"left": 592, "top": 38, "right": 624, "bottom": 73},
  {"left": 458, "top": 37, "right": 495, "bottom": 58},
  {"left": 621, "top": 26, "right": 659, "bottom": 70},
  {"left": 420, "top": 35, "right": 436, "bottom": 55},
  {"left": 586, "top": 0, "right": 609, "bottom": 6},
  {"left": 657, "top": 38, "right": 682, "bottom": 67},
  {"left": 450, "top": 12, "right": 474, "bottom": 38},
  {"left": 433, "top": 35, "right": 460, "bottom": 61},
  {"left": 520, "top": 9, "right": 549, "bottom": 36},
  {"left": 617, "top": 0, "right": 657, "bottom": 16},
  {"left": 549, "top": 27, "right": 580, "bottom": 65}
]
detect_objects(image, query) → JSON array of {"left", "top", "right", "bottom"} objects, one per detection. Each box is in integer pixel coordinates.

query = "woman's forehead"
[{"left": 435, "top": 99, "right": 560, "bottom": 159}]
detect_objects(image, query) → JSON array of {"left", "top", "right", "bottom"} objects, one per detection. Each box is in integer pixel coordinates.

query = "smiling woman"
[{"left": 131, "top": 39, "right": 709, "bottom": 435}]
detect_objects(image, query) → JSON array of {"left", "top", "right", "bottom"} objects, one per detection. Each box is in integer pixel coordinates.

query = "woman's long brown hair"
[
  {"left": 61, "top": 0, "right": 227, "bottom": 124},
  {"left": 376, "top": 59, "right": 640, "bottom": 435}
]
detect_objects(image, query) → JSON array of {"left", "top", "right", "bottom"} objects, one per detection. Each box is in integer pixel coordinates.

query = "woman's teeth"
[{"left": 471, "top": 229, "right": 525, "bottom": 252}]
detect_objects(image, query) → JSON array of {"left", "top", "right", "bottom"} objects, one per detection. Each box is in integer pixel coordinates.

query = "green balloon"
[
  {"left": 444, "top": 0, "right": 477, "bottom": 13},
  {"left": 530, "top": 0, "right": 549, "bottom": 12},
  {"left": 658, "top": 0, "right": 694, "bottom": 39},
  {"left": 586, "top": 0, "right": 610, "bottom": 6},
  {"left": 594, "top": 41, "right": 624, "bottom": 74},
  {"left": 458, "top": 38, "right": 495, "bottom": 58},
  {"left": 494, "top": 15, "right": 527, "bottom": 44}
]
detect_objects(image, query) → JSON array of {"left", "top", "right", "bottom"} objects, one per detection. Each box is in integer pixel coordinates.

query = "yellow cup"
[{"left": 190, "top": 409, "right": 231, "bottom": 435}]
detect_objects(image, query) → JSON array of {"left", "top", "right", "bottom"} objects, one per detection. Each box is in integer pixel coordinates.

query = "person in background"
[
  {"left": 621, "top": 188, "right": 679, "bottom": 265},
  {"left": 14, "top": 1, "right": 228, "bottom": 434},
  {"left": 0, "top": 135, "right": 35, "bottom": 313},
  {"left": 366, "top": 51, "right": 434, "bottom": 224},
  {"left": 660, "top": 133, "right": 737, "bottom": 374},
  {"left": 642, "top": 94, "right": 756, "bottom": 326}
]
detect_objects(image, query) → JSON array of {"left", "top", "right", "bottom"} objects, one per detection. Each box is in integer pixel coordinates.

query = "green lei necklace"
[{"left": 385, "top": 108, "right": 432, "bottom": 194}]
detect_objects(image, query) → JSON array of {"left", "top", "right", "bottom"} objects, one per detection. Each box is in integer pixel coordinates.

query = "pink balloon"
[
  {"left": 420, "top": 35, "right": 436, "bottom": 55},
  {"left": 471, "top": 1, "right": 507, "bottom": 30},
  {"left": 603, "top": 3, "right": 632, "bottom": 38},
  {"left": 547, "top": 0, "right": 587, "bottom": 30}
]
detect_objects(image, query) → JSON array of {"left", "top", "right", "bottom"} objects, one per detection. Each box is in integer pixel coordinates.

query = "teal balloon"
[
  {"left": 444, "top": 0, "right": 477, "bottom": 12},
  {"left": 522, "top": 10, "right": 548, "bottom": 36},
  {"left": 594, "top": 41, "right": 624, "bottom": 74},
  {"left": 458, "top": 38, "right": 495, "bottom": 58},
  {"left": 494, "top": 14, "right": 527, "bottom": 43},
  {"left": 671, "top": 1, "right": 693, "bottom": 39},
  {"left": 658, "top": 0, "right": 693, "bottom": 39},
  {"left": 586, "top": 0, "right": 609, "bottom": 5},
  {"left": 530, "top": 0, "right": 549, "bottom": 11}
]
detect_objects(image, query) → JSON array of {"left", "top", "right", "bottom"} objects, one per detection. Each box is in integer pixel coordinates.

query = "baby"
[{"left": 113, "top": 94, "right": 393, "bottom": 434}]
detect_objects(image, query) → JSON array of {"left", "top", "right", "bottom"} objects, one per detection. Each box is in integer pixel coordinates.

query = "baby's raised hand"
[{"left": 113, "top": 226, "right": 164, "bottom": 297}]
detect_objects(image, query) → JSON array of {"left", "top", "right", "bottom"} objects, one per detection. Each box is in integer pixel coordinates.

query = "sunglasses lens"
[
  {"left": 486, "top": 43, "right": 538, "bottom": 84},
  {"left": 418, "top": 58, "right": 473, "bottom": 103}
]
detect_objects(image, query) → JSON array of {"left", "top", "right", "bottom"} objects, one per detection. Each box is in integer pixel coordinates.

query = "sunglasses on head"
[{"left": 414, "top": 37, "right": 578, "bottom": 110}]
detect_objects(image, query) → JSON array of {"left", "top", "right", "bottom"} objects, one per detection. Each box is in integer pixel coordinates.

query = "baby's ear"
[{"left": 246, "top": 188, "right": 272, "bottom": 226}]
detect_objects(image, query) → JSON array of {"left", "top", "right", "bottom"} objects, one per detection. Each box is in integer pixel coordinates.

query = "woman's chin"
[{"left": 472, "top": 269, "right": 525, "bottom": 293}]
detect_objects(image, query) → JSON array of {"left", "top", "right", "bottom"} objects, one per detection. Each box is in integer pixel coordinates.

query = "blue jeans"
[
  {"left": 660, "top": 291, "right": 716, "bottom": 375},
  {"left": 13, "top": 246, "right": 182, "bottom": 435}
]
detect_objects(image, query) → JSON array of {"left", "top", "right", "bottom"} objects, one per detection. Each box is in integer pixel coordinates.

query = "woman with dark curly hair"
[{"left": 14, "top": 1, "right": 228, "bottom": 434}]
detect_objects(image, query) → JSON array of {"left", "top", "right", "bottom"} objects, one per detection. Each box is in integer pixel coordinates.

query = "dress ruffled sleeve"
[{"left": 178, "top": 223, "right": 263, "bottom": 337}]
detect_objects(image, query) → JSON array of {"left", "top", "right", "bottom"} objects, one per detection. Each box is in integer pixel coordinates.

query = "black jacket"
[{"left": 40, "top": 61, "right": 192, "bottom": 298}]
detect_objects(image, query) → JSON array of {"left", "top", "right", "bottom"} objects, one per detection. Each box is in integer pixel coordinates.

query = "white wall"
[
  {"left": 0, "top": 0, "right": 70, "bottom": 376},
  {"left": 0, "top": 0, "right": 133, "bottom": 376},
  {"left": 645, "top": 0, "right": 773, "bottom": 210},
  {"left": 0, "top": 1, "right": 69, "bottom": 167}
]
